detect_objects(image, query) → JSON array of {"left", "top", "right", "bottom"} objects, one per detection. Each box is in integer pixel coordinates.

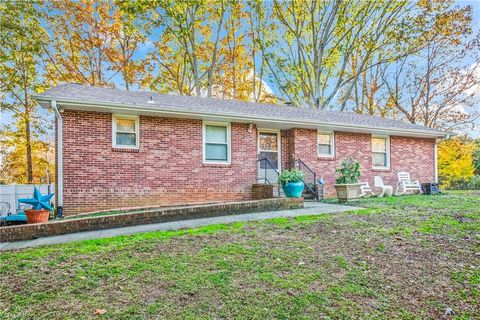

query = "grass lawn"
[{"left": 1, "top": 191, "right": 479, "bottom": 319}]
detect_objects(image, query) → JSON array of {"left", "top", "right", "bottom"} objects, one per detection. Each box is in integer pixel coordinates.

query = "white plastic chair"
[
  {"left": 0, "top": 202, "right": 11, "bottom": 226},
  {"left": 396, "top": 172, "right": 422, "bottom": 195},
  {"left": 359, "top": 182, "right": 375, "bottom": 197},
  {"left": 374, "top": 176, "right": 393, "bottom": 197},
  {"left": 0, "top": 202, "right": 10, "bottom": 217}
]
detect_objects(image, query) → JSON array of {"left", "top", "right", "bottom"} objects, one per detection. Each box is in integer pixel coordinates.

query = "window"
[
  {"left": 372, "top": 136, "right": 390, "bottom": 169},
  {"left": 203, "top": 122, "right": 231, "bottom": 163},
  {"left": 113, "top": 114, "right": 139, "bottom": 148},
  {"left": 317, "top": 131, "right": 334, "bottom": 157}
]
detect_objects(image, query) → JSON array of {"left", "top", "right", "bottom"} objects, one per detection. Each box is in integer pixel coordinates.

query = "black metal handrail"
[
  {"left": 257, "top": 158, "right": 280, "bottom": 185},
  {"left": 294, "top": 158, "right": 319, "bottom": 200}
]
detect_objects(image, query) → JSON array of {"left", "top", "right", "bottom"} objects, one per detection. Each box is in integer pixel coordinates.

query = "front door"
[{"left": 257, "top": 130, "right": 281, "bottom": 183}]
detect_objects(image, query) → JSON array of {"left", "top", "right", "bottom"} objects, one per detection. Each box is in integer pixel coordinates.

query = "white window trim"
[
  {"left": 317, "top": 130, "right": 335, "bottom": 158},
  {"left": 112, "top": 114, "right": 140, "bottom": 149},
  {"left": 372, "top": 135, "right": 390, "bottom": 170},
  {"left": 203, "top": 121, "right": 231, "bottom": 164}
]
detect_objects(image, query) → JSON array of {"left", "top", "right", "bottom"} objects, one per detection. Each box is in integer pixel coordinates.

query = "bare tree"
[
  {"left": 148, "top": 0, "right": 227, "bottom": 97},
  {"left": 262, "top": 0, "right": 414, "bottom": 109},
  {"left": 382, "top": 5, "right": 480, "bottom": 131}
]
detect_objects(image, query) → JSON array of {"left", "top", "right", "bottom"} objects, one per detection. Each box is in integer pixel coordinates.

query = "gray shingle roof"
[{"left": 35, "top": 83, "right": 445, "bottom": 137}]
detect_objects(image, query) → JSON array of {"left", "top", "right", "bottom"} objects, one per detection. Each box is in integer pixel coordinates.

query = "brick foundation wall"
[
  {"left": 0, "top": 198, "right": 303, "bottom": 242},
  {"left": 282, "top": 129, "right": 435, "bottom": 197},
  {"left": 60, "top": 110, "right": 258, "bottom": 216}
]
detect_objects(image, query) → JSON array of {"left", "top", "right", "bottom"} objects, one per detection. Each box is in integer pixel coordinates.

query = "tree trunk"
[
  {"left": 25, "top": 116, "right": 33, "bottom": 184},
  {"left": 125, "top": 70, "right": 130, "bottom": 90}
]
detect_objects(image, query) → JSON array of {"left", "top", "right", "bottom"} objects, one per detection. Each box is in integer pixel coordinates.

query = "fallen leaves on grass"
[{"left": 93, "top": 309, "right": 107, "bottom": 315}]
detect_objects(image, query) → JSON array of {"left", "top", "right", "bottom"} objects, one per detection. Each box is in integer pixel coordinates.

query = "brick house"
[{"left": 35, "top": 84, "right": 446, "bottom": 216}]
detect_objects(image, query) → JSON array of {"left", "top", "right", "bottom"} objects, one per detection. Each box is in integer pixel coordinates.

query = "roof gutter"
[{"left": 33, "top": 96, "right": 448, "bottom": 139}]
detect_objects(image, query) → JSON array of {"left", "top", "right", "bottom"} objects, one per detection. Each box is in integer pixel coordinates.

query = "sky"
[{"left": 1, "top": 0, "right": 479, "bottom": 138}]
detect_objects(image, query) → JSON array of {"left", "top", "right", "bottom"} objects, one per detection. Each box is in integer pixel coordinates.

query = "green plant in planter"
[
  {"left": 335, "top": 158, "right": 361, "bottom": 184},
  {"left": 278, "top": 169, "right": 305, "bottom": 185},
  {"left": 278, "top": 169, "right": 305, "bottom": 198}
]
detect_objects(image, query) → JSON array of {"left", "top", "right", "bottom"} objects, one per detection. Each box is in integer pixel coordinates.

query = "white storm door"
[{"left": 258, "top": 130, "right": 281, "bottom": 181}]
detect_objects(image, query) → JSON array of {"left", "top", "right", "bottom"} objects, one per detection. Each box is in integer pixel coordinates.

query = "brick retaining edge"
[{"left": 0, "top": 197, "right": 303, "bottom": 243}]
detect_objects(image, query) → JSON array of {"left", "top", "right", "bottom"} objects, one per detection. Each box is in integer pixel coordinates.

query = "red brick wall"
[
  {"left": 280, "top": 129, "right": 294, "bottom": 170},
  {"left": 60, "top": 110, "right": 258, "bottom": 215},
  {"left": 282, "top": 129, "right": 435, "bottom": 196}
]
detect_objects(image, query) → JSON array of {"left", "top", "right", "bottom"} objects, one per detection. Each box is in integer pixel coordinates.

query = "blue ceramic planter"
[{"left": 282, "top": 181, "right": 304, "bottom": 198}]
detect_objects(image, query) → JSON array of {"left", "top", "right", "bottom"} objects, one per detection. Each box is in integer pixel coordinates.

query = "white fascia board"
[{"left": 32, "top": 96, "right": 448, "bottom": 139}]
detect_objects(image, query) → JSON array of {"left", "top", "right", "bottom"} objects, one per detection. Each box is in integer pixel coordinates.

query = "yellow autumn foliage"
[{"left": 437, "top": 137, "right": 476, "bottom": 189}]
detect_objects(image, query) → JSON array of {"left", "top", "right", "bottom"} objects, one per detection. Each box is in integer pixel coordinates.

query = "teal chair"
[
  {"left": 0, "top": 202, "right": 27, "bottom": 226},
  {"left": 3, "top": 213, "right": 28, "bottom": 224}
]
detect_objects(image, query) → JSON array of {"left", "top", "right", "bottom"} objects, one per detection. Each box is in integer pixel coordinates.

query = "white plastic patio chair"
[
  {"left": 0, "top": 202, "right": 11, "bottom": 226},
  {"left": 395, "top": 171, "right": 422, "bottom": 195},
  {"left": 359, "top": 182, "right": 375, "bottom": 197},
  {"left": 374, "top": 176, "right": 393, "bottom": 197},
  {"left": 0, "top": 202, "right": 10, "bottom": 217}
]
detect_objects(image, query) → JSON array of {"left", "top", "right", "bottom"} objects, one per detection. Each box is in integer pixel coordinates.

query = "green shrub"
[
  {"left": 278, "top": 169, "right": 304, "bottom": 185},
  {"left": 471, "top": 176, "right": 480, "bottom": 189},
  {"left": 448, "top": 175, "right": 480, "bottom": 190},
  {"left": 335, "top": 158, "right": 361, "bottom": 184}
]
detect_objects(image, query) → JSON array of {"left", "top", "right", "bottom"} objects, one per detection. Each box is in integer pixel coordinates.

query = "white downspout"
[
  {"left": 434, "top": 141, "right": 438, "bottom": 184},
  {"left": 51, "top": 100, "right": 63, "bottom": 213}
]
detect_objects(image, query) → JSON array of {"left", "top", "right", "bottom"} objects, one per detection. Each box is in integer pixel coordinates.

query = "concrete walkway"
[{"left": 0, "top": 202, "right": 359, "bottom": 251}]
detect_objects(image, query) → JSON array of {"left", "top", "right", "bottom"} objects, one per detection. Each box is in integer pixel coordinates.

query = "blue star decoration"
[{"left": 18, "top": 187, "right": 55, "bottom": 211}]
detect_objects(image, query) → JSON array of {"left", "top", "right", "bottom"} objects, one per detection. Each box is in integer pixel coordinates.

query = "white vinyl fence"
[{"left": 0, "top": 184, "right": 54, "bottom": 215}]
